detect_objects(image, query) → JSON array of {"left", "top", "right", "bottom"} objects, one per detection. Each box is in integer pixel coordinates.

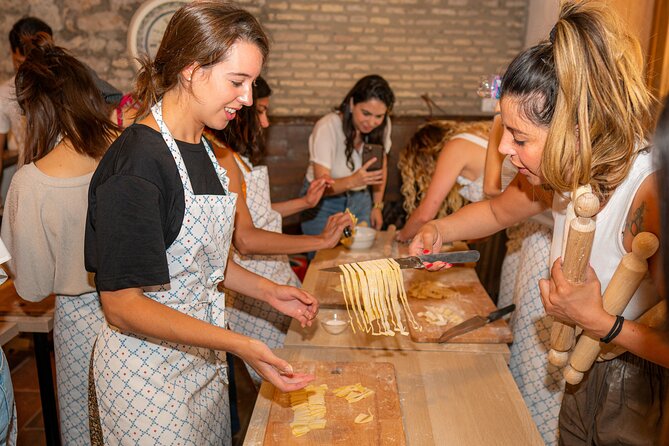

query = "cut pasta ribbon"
[
  {"left": 339, "top": 258, "right": 421, "bottom": 336},
  {"left": 354, "top": 408, "right": 374, "bottom": 424},
  {"left": 333, "top": 383, "right": 375, "bottom": 403},
  {"left": 417, "top": 305, "right": 463, "bottom": 326},
  {"left": 288, "top": 384, "right": 328, "bottom": 437}
]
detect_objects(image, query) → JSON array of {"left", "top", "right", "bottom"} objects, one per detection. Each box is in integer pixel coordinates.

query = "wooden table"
[
  {"left": 285, "top": 308, "right": 510, "bottom": 362},
  {"left": 244, "top": 347, "right": 543, "bottom": 445},
  {"left": 0, "top": 322, "right": 18, "bottom": 347},
  {"left": 0, "top": 279, "right": 59, "bottom": 446},
  {"left": 243, "top": 230, "right": 543, "bottom": 444},
  {"left": 296, "top": 230, "right": 511, "bottom": 356}
]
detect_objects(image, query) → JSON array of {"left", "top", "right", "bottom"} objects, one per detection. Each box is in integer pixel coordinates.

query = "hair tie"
[{"left": 549, "top": 24, "right": 558, "bottom": 44}]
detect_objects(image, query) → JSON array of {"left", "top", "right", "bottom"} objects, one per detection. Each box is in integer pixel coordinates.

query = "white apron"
[
  {"left": 92, "top": 102, "right": 237, "bottom": 445},
  {"left": 54, "top": 292, "right": 104, "bottom": 445},
  {"left": 225, "top": 154, "right": 299, "bottom": 385}
]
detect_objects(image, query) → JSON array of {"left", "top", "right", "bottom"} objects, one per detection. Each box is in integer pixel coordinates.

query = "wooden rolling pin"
[
  {"left": 563, "top": 232, "right": 658, "bottom": 384},
  {"left": 598, "top": 299, "right": 667, "bottom": 361},
  {"left": 548, "top": 191, "right": 600, "bottom": 367}
]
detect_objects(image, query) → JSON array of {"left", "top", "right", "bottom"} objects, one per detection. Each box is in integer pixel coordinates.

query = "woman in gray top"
[{"left": 0, "top": 34, "right": 117, "bottom": 444}]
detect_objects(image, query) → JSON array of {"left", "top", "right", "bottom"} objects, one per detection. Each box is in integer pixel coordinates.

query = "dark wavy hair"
[
  {"left": 220, "top": 76, "right": 272, "bottom": 164},
  {"left": 15, "top": 33, "right": 117, "bottom": 164},
  {"left": 338, "top": 75, "right": 395, "bottom": 171}
]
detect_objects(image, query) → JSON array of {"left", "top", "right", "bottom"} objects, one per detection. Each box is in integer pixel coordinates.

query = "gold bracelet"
[{"left": 372, "top": 202, "right": 384, "bottom": 210}]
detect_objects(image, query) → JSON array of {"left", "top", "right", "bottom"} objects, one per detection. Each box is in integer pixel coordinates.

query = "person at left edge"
[
  {"left": 1, "top": 33, "right": 117, "bottom": 444},
  {"left": 85, "top": 3, "right": 317, "bottom": 444}
]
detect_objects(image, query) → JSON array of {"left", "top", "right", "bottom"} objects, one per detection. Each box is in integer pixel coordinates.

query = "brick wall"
[{"left": 1, "top": 0, "right": 529, "bottom": 117}]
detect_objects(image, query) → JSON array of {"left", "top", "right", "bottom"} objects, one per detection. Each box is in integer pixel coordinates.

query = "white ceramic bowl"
[
  {"left": 320, "top": 312, "right": 350, "bottom": 335},
  {"left": 346, "top": 226, "right": 377, "bottom": 250}
]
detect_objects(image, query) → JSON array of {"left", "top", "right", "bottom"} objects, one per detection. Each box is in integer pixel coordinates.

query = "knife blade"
[
  {"left": 319, "top": 250, "right": 480, "bottom": 273},
  {"left": 437, "top": 304, "right": 516, "bottom": 343}
]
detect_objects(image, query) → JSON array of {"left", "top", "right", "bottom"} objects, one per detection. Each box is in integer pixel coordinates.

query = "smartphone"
[{"left": 362, "top": 143, "right": 385, "bottom": 171}]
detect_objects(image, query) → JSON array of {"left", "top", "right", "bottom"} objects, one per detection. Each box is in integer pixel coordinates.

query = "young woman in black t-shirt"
[{"left": 85, "top": 4, "right": 317, "bottom": 444}]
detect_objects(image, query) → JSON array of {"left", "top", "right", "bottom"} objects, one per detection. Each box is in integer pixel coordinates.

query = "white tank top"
[
  {"left": 452, "top": 133, "right": 487, "bottom": 203},
  {"left": 549, "top": 148, "right": 659, "bottom": 319}
]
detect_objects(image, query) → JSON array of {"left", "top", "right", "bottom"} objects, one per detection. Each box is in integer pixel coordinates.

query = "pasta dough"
[
  {"left": 339, "top": 258, "right": 421, "bottom": 336},
  {"left": 408, "top": 281, "right": 460, "bottom": 300},
  {"left": 417, "top": 305, "right": 464, "bottom": 326},
  {"left": 340, "top": 208, "right": 359, "bottom": 247},
  {"left": 288, "top": 384, "right": 328, "bottom": 437}
]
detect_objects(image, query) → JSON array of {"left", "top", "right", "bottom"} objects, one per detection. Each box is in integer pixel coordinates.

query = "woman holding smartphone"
[{"left": 300, "top": 74, "right": 395, "bottom": 235}]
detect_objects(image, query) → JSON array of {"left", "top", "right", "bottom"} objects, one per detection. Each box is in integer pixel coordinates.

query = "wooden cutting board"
[
  {"left": 404, "top": 268, "right": 512, "bottom": 344},
  {"left": 263, "top": 361, "right": 405, "bottom": 445}
]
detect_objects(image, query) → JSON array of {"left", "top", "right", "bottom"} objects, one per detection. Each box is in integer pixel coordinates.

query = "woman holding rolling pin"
[{"left": 410, "top": 1, "right": 667, "bottom": 444}]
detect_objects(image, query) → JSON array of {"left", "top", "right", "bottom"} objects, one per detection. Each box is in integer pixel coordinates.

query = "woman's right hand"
[
  {"left": 319, "top": 212, "right": 354, "bottom": 248},
  {"left": 238, "top": 338, "right": 315, "bottom": 392},
  {"left": 350, "top": 158, "right": 384, "bottom": 189},
  {"left": 409, "top": 222, "right": 449, "bottom": 271}
]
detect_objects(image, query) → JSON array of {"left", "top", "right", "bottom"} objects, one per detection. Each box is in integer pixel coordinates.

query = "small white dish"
[
  {"left": 346, "top": 226, "right": 377, "bottom": 250},
  {"left": 320, "top": 312, "right": 350, "bottom": 335}
]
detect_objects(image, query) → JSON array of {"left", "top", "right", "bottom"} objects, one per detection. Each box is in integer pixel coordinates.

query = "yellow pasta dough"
[
  {"left": 338, "top": 258, "right": 421, "bottom": 336},
  {"left": 408, "top": 281, "right": 460, "bottom": 300},
  {"left": 288, "top": 384, "right": 328, "bottom": 437}
]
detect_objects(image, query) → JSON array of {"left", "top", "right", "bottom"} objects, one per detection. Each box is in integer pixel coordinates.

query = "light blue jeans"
[{"left": 0, "top": 348, "right": 16, "bottom": 446}]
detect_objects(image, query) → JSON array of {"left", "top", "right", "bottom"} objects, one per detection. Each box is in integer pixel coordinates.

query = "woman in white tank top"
[{"left": 396, "top": 120, "right": 491, "bottom": 242}]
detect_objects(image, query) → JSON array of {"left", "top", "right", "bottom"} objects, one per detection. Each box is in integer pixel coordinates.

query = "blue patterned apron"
[
  {"left": 225, "top": 155, "right": 300, "bottom": 385},
  {"left": 92, "top": 101, "right": 237, "bottom": 445},
  {"left": 55, "top": 292, "right": 104, "bottom": 445}
]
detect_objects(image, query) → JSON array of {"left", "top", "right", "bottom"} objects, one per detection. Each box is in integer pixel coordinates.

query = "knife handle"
[{"left": 487, "top": 304, "right": 516, "bottom": 322}]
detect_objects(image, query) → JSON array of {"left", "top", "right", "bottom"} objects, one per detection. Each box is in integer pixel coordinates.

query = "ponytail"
[
  {"left": 502, "top": 0, "right": 654, "bottom": 204},
  {"left": 15, "top": 33, "right": 117, "bottom": 164}
]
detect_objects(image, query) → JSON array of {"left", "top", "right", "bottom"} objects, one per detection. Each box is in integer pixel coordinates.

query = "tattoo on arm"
[{"left": 626, "top": 202, "right": 646, "bottom": 236}]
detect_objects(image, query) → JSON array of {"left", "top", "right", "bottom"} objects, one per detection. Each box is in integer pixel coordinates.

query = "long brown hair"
[
  {"left": 15, "top": 33, "right": 117, "bottom": 164},
  {"left": 501, "top": 0, "right": 654, "bottom": 204},
  {"left": 134, "top": 2, "right": 269, "bottom": 120}
]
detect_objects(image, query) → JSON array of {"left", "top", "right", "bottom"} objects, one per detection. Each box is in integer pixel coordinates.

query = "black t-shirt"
[{"left": 85, "top": 124, "right": 226, "bottom": 291}]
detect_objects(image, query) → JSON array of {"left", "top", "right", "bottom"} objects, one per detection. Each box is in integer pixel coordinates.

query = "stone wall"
[{"left": 1, "top": 0, "right": 528, "bottom": 117}]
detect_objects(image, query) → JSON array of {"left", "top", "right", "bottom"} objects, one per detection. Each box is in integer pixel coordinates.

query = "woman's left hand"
[
  {"left": 303, "top": 177, "right": 333, "bottom": 208},
  {"left": 539, "top": 259, "right": 610, "bottom": 333},
  {"left": 266, "top": 285, "right": 319, "bottom": 328},
  {"left": 370, "top": 207, "right": 383, "bottom": 230}
]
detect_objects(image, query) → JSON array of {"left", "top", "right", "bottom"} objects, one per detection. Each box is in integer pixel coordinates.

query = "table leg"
[{"left": 33, "top": 332, "right": 60, "bottom": 446}]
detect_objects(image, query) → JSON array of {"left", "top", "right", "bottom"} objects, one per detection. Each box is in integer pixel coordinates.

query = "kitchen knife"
[
  {"left": 320, "top": 250, "right": 480, "bottom": 272},
  {"left": 437, "top": 304, "right": 516, "bottom": 343}
]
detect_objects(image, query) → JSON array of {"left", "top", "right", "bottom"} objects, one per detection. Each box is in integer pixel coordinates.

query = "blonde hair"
[
  {"left": 399, "top": 120, "right": 490, "bottom": 218},
  {"left": 501, "top": 0, "right": 655, "bottom": 204}
]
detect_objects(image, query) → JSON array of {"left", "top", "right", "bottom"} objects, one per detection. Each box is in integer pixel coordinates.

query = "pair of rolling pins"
[{"left": 548, "top": 188, "right": 662, "bottom": 384}]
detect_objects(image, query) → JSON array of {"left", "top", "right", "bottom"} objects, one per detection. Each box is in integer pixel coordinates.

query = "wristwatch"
[{"left": 372, "top": 202, "right": 384, "bottom": 210}]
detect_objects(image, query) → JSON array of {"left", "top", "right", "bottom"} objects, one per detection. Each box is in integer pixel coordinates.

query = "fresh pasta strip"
[
  {"left": 417, "top": 305, "right": 464, "bottom": 326},
  {"left": 338, "top": 258, "right": 420, "bottom": 335},
  {"left": 354, "top": 408, "right": 374, "bottom": 424},
  {"left": 333, "top": 383, "right": 375, "bottom": 403},
  {"left": 288, "top": 383, "right": 328, "bottom": 437}
]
